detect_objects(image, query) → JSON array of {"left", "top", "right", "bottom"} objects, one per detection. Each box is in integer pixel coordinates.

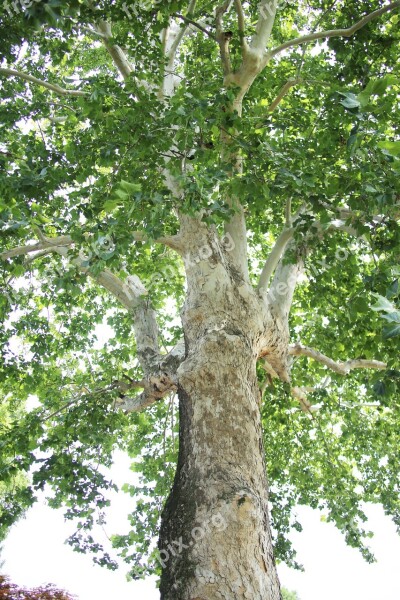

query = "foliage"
[
  {"left": 0, "top": 575, "right": 76, "bottom": 600},
  {"left": 0, "top": 400, "right": 29, "bottom": 540},
  {"left": 0, "top": 0, "right": 399, "bottom": 580},
  {"left": 281, "top": 589, "right": 301, "bottom": 600}
]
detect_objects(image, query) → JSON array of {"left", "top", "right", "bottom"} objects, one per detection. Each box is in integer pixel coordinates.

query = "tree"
[
  {"left": 0, "top": 401, "right": 29, "bottom": 541},
  {"left": 0, "top": 1, "right": 400, "bottom": 598},
  {"left": 281, "top": 589, "right": 300, "bottom": 600},
  {"left": 0, "top": 575, "right": 76, "bottom": 600}
]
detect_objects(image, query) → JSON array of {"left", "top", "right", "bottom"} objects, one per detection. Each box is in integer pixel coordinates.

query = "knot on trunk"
[
  {"left": 147, "top": 373, "right": 176, "bottom": 399},
  {"left": 258, "top": 347, "right": 290, "bottom": 383}
]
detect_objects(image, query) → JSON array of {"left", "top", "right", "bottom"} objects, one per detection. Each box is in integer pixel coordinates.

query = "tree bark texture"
[{"left": 159, "top": 221, "right": 283, "bottom": 600}]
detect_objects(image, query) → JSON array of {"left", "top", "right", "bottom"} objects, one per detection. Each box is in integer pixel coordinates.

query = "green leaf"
[
  {"left": 114, "top": 189, "right": 129, "bottom": 201},
  {"left": 377, "top": 141, "right": 400, "bottom": 157},
  {"left": 371, "top": 294, "right": 396, "bottom": 313},
  {"left": 358, "top": 75, "right": 398, "bottom": 107},
  {"left": 103, "top": 199, "right": 120, "bottom": 213},
  {"left": 119, "top": 181, "right": 142, "bottom": 194},
  {"left": 338, "top": 92, "right": 360, "bottom": 109},
  {"left": 381, "top": 312, "right": 400, "bottom": 324},
  {"left": 383, "top": 323, "right": 400, "bottom": 339}
]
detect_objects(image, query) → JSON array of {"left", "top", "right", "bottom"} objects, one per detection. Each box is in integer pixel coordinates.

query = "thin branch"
[
  {"left": 0, "top": 68, "right": 88, "bottom": 97},
  {"left": 216, "top": 0, "right": 234, "bottom": 75},
  {"left": 266, "top": 1, "right": 400, "bottom": 60},
  {"left": 267, "top": 77, "right": 302, "bottom": 112},
  {"left": 319, "top": 201, "right": 391, "bottom": 226},
  {"left": 174, "top": 12, "right": 214, "bottom": 39},
  {"left": 289, "top": 344, "right": 386, "bottom": 375},
  {"left": 81, "top": 25, "right": 108, "bottom": 39},
  {"left": 291, "top": 386, "right": 319, "bottom": 414},
  {"left": 43, "top": 394, "right": 83, "bottom": 423},
  {"left": 257, "top": 227, "right": 294, "bottom": 292},
  {"left": 285, "top": 197, "right": 292, "bottom": 228},
  {"left": 1, "top": 232, "right": 147, "bottom": 311},
  {"left": 266, "top": 77, "right": 336, "bottom": 112},
  {"left": 294, "top": 0, "right": 340, "bottom": 77},
  {"left": 233, "top": 0, "right": 246, "bottom": 50}
]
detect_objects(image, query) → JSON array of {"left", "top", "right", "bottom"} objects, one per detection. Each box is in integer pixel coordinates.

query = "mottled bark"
[{"left": 159, "top": 219, "right": 282, "bottom": 599}]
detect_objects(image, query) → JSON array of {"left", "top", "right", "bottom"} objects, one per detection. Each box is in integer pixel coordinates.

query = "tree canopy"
[{"left": 0, "top": 0, "right": 400, "bottom": 582}]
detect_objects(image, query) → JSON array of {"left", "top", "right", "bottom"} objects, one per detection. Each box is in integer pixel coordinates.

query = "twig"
[{"left": 174, "top": 12, "right": 214, "bottom": 39}]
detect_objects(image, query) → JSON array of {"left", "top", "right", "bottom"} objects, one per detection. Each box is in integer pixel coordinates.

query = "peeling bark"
[{"left": 159, "top": 222, "right": 283, "bottom": 599}]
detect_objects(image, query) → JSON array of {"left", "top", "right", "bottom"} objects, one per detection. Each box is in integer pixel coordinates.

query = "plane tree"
[{"left": 1, "top": 1, "right": 400, "bottom": 598}]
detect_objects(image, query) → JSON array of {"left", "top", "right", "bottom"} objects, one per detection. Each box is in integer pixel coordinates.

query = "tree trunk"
[{"left": 159, "top": 225, "right": 282, "bottom": 598}]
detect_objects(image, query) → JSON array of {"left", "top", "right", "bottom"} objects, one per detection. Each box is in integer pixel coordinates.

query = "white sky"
[{"left": 3, "top": 454, "right": 400, "bottom": 600}]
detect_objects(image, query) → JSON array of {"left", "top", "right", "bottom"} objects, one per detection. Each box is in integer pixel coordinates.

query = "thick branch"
[
  {"left": 224, "top": 205, "right": 249, "bottom": 281},
  {"left": 1, "top": 230, "right": 163, "bottom": 373},
  {"left": 289, "top": 344, "right": 386, "bottom": 375},
  {"left": 258, "top": 201, "right": 367, "bottom": 302},
  {"left": 0, "top": 68, "right": 88, "bottom": 97},
  {"left": 5, "top": 240, "right": 163, "bottom": 379},
  {"left": 266, "top": 250, "right": 304, "bottom": 320},
  {"left": 262, "top": 213, "right": 362, "bottom": 316},
  {"left": 117, "top": 374, "right": 175, "bottom": 413},
  {"left": 257, "top": 227, "right": 294, "bottom": 293},
  {"left": 267, "top": 1, "right": 400, "bottom": 60},
  {"left": 160, "top": 1, "right": 198, "bottom": 98},
  {"left": 168, "top": 0, "right": 198, "bottom": 60},
  {"left": 0, "top": 236, "right": 74, "bottom": 260},
  {"left": 0, "top": 230, "right": 180, "bottom": 263},
  {"left": 95, "top": 21, "right": 133, "bottom": 80},
  {"left": 251, "top": 0, "right": 278, "bottom": 52},
  {"left": 64, "top": 254, "right": 162, "bottom": 376},
  {"left": 80, "top": 25, "right": 108, "bottom": 40}
]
